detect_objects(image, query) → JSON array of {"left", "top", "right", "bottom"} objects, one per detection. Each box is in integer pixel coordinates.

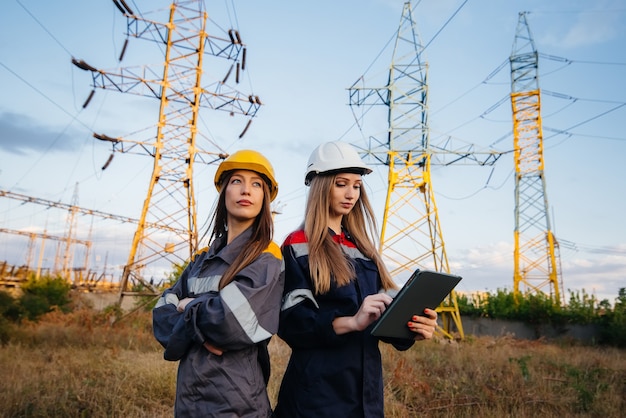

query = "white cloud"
[{"left": 450, "top": 240, "right": 626, "bottom": 305}]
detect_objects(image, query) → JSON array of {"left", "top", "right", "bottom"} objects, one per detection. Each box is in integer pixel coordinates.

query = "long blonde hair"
[{"left": 304, "top": 174, "right": 396, "bottom": 294}]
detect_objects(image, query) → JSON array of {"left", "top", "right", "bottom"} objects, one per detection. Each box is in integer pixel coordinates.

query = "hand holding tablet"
[{"left": 371, "top": 269, "right": 462, "bottom": 340}]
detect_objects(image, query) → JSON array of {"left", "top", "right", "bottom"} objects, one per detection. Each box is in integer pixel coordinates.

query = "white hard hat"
[{"left": 305, "top": 141, "right": 372, "bottom": 186}]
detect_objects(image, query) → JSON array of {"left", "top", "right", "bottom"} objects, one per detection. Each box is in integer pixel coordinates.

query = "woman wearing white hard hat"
[
  {"left": 153, "top": 150, "right": 284, "bottom": 417},
  {"left": 274, "top": 141, "right": 438, "bottom": 417}
]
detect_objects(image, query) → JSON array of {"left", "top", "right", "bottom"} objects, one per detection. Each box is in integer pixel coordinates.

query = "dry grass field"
[{"left": 0, "top": 306, "right": 624, "bottom": 418}]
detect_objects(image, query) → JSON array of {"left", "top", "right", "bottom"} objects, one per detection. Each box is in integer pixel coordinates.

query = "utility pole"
[
  {"left": 62, "top": 183, "right": 79, "bottom": 283},
  {"left": 348, "top": 2, "right": 466, "bottom": 338},
  {"left": 73, "top": 1, "right": 261, "bottom": 302},
  {"left": 510, "top": 12, "right": 563, "bottom": 304}
]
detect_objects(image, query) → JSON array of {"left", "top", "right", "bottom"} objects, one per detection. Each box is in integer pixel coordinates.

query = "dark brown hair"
[{"left": 208, "top": 170, "right": 274, "bottom": 289}]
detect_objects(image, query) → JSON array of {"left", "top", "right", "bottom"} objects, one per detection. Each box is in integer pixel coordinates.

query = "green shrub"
[
  {"left": 598, "top": 288, "right": 626, "bottom": 347},
  {"left": 0, "top": 316, "right": 12, "bottom": 345},
  {"left": 17, "top": 276, "right": 72, "bottom": 321},
  {"left": 0, "top": 290, "right": 23, "bottom": 321},
  {"left": 482, "top": 289, "right": 518, "bottom": 320},
  {"left": 457, "top": 287, "right": 626, "bottom": 347},
  {"left": 517, "top": 291, "right": 562, "bottom": 325},
  {"left": 565, "top": 288, "right": 603, "bottom": 324},
  {"left": 454, "top": 292, "right": 482, "bottom": 316}
]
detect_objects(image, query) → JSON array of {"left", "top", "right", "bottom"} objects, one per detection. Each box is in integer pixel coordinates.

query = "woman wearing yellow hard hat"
[{"left": 153, "top": 149, "right": 283, "bottom": 417}]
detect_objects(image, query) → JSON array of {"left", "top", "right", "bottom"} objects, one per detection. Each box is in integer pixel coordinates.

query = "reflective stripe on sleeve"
[
  {"left": 155, "top": 291, "right": 180, "bottom": 308},
  {"left": 188, "top": 274, "right": 220, "bottom": 294},
  {"left": 221, "top": 282, "right": 272, "bottom": 343}
]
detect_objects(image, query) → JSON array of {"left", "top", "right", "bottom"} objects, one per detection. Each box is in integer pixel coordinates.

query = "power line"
[
  {"left": 543, "top": 89, "right": 626, "bottom": 105},
  {"left": 540, "top": 53, "right": 626, "bottom": 67},
  {"left": 559, "top": 238, "right": 626, "bottom": 257},
  {"left": 423, "top": 0, "right": 469, "bottom": 51},
  {"left": 0, "top": 61, "right": 90, "bottom": 132},
  {"left": 15, "top": 0, "right": 73, "bottom": 57},
  {"left": 543, "top": 128, "right": 626, "bottom": 142},
  {"left": 545, "top": 102, "right": 626, "bottom": 141}
]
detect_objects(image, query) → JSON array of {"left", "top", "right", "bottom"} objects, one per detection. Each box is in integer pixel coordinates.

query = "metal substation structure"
[
  {"left": 73, "top": 0, "right": 261, "bottom": 302},
  {"left": 509, "top": 12, "right": 564, "bottom": 304},
  {"left": 0, "top": 185, "right": 93, "bottom": 286}
]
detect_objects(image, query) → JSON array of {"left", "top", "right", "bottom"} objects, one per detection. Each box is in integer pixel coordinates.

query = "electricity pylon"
[
  {"left": 60, "top": 183, "right": 79, "bottom": 280},
  {"left": 73, "top": 0, "right": 261, "bottom": 301},
  {"left": 347, "top": 2, "right": 490, "bottom": 339},
  {"left": 510, "top": 12, "right": 563, "bottom": 304}
]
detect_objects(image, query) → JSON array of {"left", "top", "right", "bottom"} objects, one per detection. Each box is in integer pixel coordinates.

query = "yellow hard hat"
[{"left": 214, "top": 150, "right": 278, "bottom": 201}]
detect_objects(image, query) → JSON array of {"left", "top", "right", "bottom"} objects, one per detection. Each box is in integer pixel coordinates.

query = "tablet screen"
[{"left": 370, "top": 269, "right": 462, "bottom": 340}]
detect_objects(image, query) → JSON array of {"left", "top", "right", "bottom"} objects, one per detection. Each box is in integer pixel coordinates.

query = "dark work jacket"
[
  {"left": 152, "top": 227, "right": 284, "bottom": 418},
  {"left": 274, "top": 229, "right": 413, "bottom": 418}
]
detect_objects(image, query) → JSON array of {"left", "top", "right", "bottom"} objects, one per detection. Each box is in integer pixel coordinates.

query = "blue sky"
[{"left": 1, "top": 0, "right": 625, "bottom": 303}]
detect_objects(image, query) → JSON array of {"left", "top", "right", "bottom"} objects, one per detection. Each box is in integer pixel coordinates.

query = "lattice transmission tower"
[
  {"left": 510, "top": 12, "right": 563, "bottom": 304},
  {"left": 73, "top": 0, "right": 261, "bottom": 300},
  {"left": 348, "top": 2, "right": 479, "bottom": 339}
]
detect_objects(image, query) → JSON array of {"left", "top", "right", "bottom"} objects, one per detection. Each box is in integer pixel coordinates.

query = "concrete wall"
[
  {"left": 77, "top": 292, "right": 143, "bottom": 311},
  {"left": 460, "top": 317, "right": 602, "bottom": 344}
]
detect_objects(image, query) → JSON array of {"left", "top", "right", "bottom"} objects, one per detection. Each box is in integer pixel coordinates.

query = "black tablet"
[{"left": 370, "top": 269, "right": 462, "bottom": 340}]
